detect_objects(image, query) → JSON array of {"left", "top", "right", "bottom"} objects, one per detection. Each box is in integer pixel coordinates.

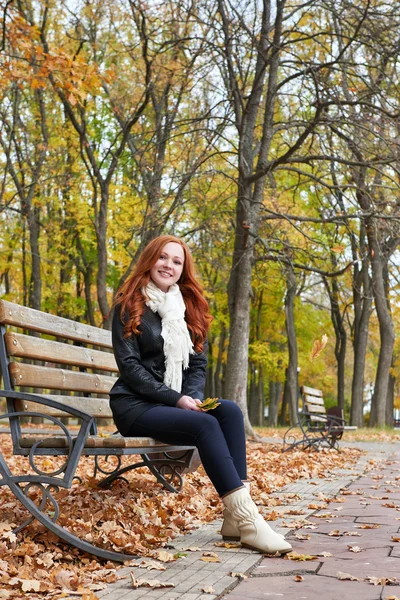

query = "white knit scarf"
[{"left": 143, "top": 281, "right": 194, "bottom": 392}]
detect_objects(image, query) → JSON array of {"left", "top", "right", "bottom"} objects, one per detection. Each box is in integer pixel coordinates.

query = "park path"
[{"left": 87, "top": 441, "right": 399, "bottom": 600}]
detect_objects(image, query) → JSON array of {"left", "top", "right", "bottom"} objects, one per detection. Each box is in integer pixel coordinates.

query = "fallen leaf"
[
  {"left": 392, "top": 536, "right": 400, "bottom": 542},
  {"left": 215, "top": 541, "right": 241, "bottom": 548},
  {"left": 285, "top": 552, "right": 318, "bottom": 561},
  {"left": 62, "top": 592, "right": 100, "bottom": 598},
  {"left": 294, "top": 533, "right": 310, "bottom": 540},
  {"left": 356, "top": 524, "right": 380, "bottom": 529},
  {"left": 294, "top": 575, "right": 304, "bottom": 582},
  {"left": 201, "top": 586, "right": 216, "bottom": 593},
  {"left": 365, "top": 576, "right": 399, "bottom": 586},
  {"left": 319, "top": 552, "right": 333, "bottom": 557},
  {"left": 135, "top": 560, "right": 166, "bottom": 571},
  {"left": 130, "top": 573, "right": 175, "bottom": 589},
  {"left": 229, "top": 572, "right": 248, "bottom": 580},
  {"left": 285, "top": 509, "right": 306, "bottom": 516},
  {"left": 151, "top": 550, "right": 176, "bottom": 563},
  {"left": 347, "top": 545, "right": 362, "bottom": 553},
  {"left": 336, "top": 571, "right": 360, "bottom": 581}
]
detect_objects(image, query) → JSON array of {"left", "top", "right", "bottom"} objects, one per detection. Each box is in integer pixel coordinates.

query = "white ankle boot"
[
  {"left": 221, "top": 481, "right": 250, "bottom": 541},
  {"left": 221, "top": 482, "right": 285, "bottom": 542},
  {"left": 222, "top": 487, "right": 292, "bottom": 554}
]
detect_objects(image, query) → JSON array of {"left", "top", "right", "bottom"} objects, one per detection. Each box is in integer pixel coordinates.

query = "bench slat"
[
  {"left": 15, "top": 395, "right": 113, "bottom": 418},
  {"left": 6, "top": 332, "right": 118, "bottom": 373},
  {"left": 304, "top": 403, "right": 326, "bottom": 414},
  {"left": 0, "top": 300, "right": 112, "bottom": 348},
  {"left": 303, "top": 394, "right": 324, "bottom": 405},
  {"left": 9, "top": 362, "right": 116, "bottom": 394},
  {"left": 301, "top": 386, "right": 323, "bottom": 397},
  {"left": 19, "top": 435, "right": 180, "bottom": 449}
]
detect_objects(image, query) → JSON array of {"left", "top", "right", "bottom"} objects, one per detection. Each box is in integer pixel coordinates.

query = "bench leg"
[
  {"left": 96, "top": 451, "right": 194, "bottom": 493},
  {"left": 0, "top": 455, "right": 135, "bottom": 562},
  {"left": 282, "top": 423, "right": 311, "bottom": 452},
  {"left": 282, "top": 423, "right": 338, "bottom": 452}
]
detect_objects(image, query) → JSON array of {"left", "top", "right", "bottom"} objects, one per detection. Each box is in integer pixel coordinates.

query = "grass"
[{"left": 254, "top": 425, "right": 400, "bottom": 443}]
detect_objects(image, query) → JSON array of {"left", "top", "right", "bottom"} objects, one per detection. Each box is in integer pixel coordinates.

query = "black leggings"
[{"left": 128, "top": 399, "right": 247, "bottom": 497}]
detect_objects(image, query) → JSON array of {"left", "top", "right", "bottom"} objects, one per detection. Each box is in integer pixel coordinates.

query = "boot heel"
[{"left": 241, "top": 541, "right": 292, "bottom": 555}]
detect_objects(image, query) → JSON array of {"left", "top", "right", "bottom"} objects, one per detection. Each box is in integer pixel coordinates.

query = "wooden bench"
[
  {"left": 282, "top": 385, "right": 356, "bottom": 452},
  {"left": 0, "top": 300, "right": 196, "bottom": 562}
]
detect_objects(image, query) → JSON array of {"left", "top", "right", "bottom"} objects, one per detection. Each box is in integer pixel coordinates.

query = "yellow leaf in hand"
[{"left": 198, "top": 398, "right": 221, "bottom": 411}]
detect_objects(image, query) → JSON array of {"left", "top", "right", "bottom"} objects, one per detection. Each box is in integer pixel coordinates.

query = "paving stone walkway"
[
  {"left": 86, "top": 441, "right": 400, "bottom": 600},
  {"left": 225, "top": 442, "right": 400, "bottom": 600}
]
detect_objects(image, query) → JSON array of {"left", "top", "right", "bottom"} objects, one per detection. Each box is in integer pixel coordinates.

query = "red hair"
[{"left": 114, "top": 235, "right": 213, "bottom": 352}]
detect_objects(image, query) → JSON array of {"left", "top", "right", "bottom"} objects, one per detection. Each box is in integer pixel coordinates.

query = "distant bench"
[
  {"left": 282, "top": 385, "right": 357, "bottom": 452},
  {"left": 0, "top": 300, "right": 196, "bottom": 562}
]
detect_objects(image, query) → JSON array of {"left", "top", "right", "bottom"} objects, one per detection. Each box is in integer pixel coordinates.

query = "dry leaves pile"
[{"left": 0, "top": 434, "right": 362, "bottom": 599}]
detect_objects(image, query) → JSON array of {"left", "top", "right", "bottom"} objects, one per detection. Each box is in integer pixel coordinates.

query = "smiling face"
[{"left": 149, "top": 241, "right": 185, "bottom": 292}]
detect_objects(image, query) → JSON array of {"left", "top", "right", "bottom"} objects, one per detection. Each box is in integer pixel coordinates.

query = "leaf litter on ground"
[{"left": 0, "top": 431, "right": 366, "bottom": 597}]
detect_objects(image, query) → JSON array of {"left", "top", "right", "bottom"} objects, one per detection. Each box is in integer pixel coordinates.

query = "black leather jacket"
[{"left": 109, "top": 304, "right": 208, "bottom": 435}]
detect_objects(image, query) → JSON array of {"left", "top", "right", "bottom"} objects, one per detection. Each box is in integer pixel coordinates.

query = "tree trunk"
[
  {"left": 282, "top": 263, "right": 298, "bottom": 425},
  {"left": 225, "top": 233, "right": 255, "bottom": 434},
  {"left": 368, "top": 233, "right": 395, "bottom": 427},
  {"left": 268, "top": 380, "right": 281, "bottom": 427},
  {"left": 257, "top": 366, "right": 265, "bottom": 427},
  {"left": 386, "top": 368, "right": 395, "bottom": 428},
  {"left": 323, "top": 268, "right": 346, "bottom": 410},
  {"left": 24, "top": 200, "right": 41, "bottom": 310},
  {"left": 350, "top": 292, "right": 372, "bottom": 426},
  {"left": 96, "top": 185, "right": 111, "bottom": 329},
  {"left": 214, "top": 322, "right": 226, "bottom": 399},
  {"left": 205, "top": 336, "right": 216, "bottom": 399},
  {"left": 350, "top": 251, "right": 372, "bottom": 427},
  {"left": 248, "top": 363, "right": 259, "bottom": 426},
  {"left": 279, "top": 373, "right": 288, "bottom": 426}
]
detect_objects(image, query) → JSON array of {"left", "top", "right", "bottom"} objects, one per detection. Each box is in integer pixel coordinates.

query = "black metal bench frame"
[
  {"left": 0, "top": 301, "right": 196, "bottom": 563},
  {"left": 282, "top": 386, "right": 348, "bottom": 452}
]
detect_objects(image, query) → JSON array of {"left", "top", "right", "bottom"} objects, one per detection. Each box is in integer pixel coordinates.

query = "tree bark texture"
[
  {"left": 350, "top": 232, "right": 372, "bottom": 427},
  {"left": 282, "top": 263, "right": 298, "bottom": 425}
]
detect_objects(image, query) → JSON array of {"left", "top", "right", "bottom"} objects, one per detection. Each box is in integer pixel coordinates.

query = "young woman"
[{"left": 110, "top": 235, "right": 291, "bottom": 555}]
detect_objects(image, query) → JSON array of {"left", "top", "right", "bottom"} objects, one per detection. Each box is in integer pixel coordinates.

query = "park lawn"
[
  {"left": 255, "top": 425, "right": 400, "bottom": 443},
  {"left": 0, "top": 431, "right": 376, "bottom": 599}
]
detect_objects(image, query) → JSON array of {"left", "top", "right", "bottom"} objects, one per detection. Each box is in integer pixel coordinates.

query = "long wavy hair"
[{"left": 114, "top": 236, "right": 213, "bottom": 352}]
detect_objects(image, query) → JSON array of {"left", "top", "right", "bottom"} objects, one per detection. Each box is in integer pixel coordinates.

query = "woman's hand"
[{"left": 177, "top": 395, "right": 202, "bottom": 411}]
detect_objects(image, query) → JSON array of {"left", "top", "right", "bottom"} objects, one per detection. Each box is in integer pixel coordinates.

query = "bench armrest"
[
  {"left": 0, "top": 389, "right": 93, "bottom": 422},
  {"left": 327, "top": 413, "right": 345, "bottom": 425},
  {"left": 0, "top": 389, "right": 94, "bottom": 486}
]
